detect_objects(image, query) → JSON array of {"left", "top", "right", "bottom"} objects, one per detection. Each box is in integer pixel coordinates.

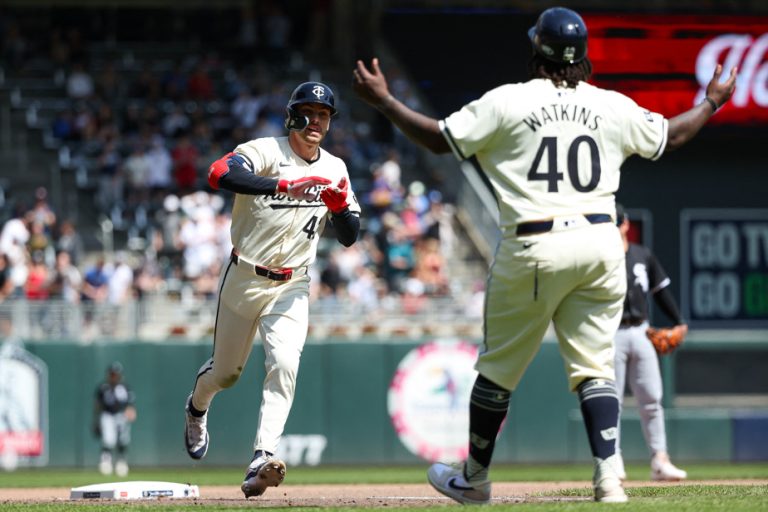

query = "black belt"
[
  {"left": 619, "top": 318, "right": 645, "bottom": 328},
  {"left": 230, "top": 250, "right": 294, "bottom": 281},
  {"left": 516, "top": 213, "right": 613, "bottom": 236}
]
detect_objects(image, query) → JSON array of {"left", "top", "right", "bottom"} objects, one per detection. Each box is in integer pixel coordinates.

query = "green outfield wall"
[{"left": 21, "top": 336, "right": 768, "bottom": 468}]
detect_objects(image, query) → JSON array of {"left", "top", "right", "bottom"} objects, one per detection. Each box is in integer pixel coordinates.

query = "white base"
[{"left": 70, "top": 481, "right": 200, "bottom": 500}]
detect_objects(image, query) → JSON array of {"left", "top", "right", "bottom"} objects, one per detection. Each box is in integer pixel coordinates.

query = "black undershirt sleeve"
[
  {"left": 217, "top": 162, "right": 278, "bottom": 195},
  {"left": 653, "top": 286, "right": 685, "bottom": 325},
  {"left": 330, "top": 209, "right": 360, "bottom": 247}
]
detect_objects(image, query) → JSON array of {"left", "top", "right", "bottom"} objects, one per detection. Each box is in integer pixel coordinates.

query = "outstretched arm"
[
  {"left": 666, "top": 65, "right": 738, "bottom": 152},
  {"left": 353, "top": 58, "right": 450, "bottom": 154}
]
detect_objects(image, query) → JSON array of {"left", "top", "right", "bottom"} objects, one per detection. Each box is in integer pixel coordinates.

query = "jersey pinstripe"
[
  {"left": 232, "top": 136, "right": 360, "bottom": 268},
  {"left": 439, "top": 79, "right": 667, "bottom": 231}
]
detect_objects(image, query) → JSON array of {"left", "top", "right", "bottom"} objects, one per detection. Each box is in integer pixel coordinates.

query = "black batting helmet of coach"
[{"left": 528, "top": 7, "right": 588, "bottom": 64}]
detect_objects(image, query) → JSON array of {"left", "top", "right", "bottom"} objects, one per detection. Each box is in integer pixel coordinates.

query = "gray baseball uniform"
[
  {"left": 94, "top": 363, "right": 135, "bottom": 475},
  {"left": 615, "top": 242, "right": 676, "bottom": 455},
  {"left": 95, "top": 378, "right": 134, "bottom": 450}
]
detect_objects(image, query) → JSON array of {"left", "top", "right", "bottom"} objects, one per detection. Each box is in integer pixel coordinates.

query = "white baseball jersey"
[
  {"left": 232, "top": 136, "right": 360, "bottom": 269},
  {"left": 439, "top": 78, "right": 667, "bottom": 230},
  {"left": 190, "top": 134, "right": 360, "bottom": 456}
]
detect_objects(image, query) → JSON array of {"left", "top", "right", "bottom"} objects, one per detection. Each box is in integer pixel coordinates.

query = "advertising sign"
[
  {"left": 681, "top": 209, "right": 768, "bottom": 328},
  {"left": 584, "top": 15, "right": 768, "bottom": 125},
  {"left": 387, "top": 340, "right": 478, "bottom": 463},
  {"left": 0, "top": 340, "right": 48, "bottom": 468}
]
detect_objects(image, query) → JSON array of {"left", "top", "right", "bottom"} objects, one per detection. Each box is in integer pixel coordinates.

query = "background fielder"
[
  {"left": 93, "top": 361, "right": 136, "bottom": 477},
  {"left": 613, "top": 204, "right": 688, "bottom": 481},
  {"left": 353, "top": 6, "right": 736, "bottom": 505},
  {"left": 183, "top": 81, "right": 360, "bottom": 498}
]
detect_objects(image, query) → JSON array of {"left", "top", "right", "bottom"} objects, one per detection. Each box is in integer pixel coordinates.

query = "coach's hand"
[
  {"left": 321, "top": 177, "right": 349, "bottom": 213},
  {"left": 353, "top": 58, "right": 449, "bottom": 154},
  {"left": 704, "top": 64, "right": 738, "bottom": 112},
  {"left": 353, "top": 58, "right": 392, "bottom": 109},
  {"left": 277, "top": 176, "right": 332, "bottom": 201}
]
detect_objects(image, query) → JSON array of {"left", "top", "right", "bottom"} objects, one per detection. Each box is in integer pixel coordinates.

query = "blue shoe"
[{"left": 184, "top": 394, "right": 209, "bottom": 460}]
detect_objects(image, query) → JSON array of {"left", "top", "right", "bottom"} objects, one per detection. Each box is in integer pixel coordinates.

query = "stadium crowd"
[{"left": 0, "top": 9, "right": 483, "bottom": 340}]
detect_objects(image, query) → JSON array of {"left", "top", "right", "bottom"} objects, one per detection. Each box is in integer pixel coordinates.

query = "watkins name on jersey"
[{"left": 523, "top": 103, "right": 602, "bottom": 132}]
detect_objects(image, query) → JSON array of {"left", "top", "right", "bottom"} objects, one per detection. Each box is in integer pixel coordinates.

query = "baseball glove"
[{"left": 646, "top": 324, "right": 688, "bottom": 355}]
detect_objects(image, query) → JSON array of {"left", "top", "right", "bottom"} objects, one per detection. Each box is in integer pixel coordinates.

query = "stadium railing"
[{"left": 0, "top": 296, "right": 483, "bottom": 343}]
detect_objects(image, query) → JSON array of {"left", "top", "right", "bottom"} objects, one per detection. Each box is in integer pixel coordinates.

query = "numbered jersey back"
[{"left": 440, "top": 79, "right": 667, "bottom": 230}]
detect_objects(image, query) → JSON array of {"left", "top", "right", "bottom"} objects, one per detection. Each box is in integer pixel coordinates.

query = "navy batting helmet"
[
  {"left": 528, "top": 7, "right": 588, "bottom": 64},
  {"left": 285, "top": 81, "right": 337, "bottom": 131}
]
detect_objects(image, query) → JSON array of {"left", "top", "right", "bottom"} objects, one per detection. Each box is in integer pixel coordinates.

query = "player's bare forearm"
[
  {"left": 378, "top": 96, "right": 450, "bottom": 154},
  {"left": 666, "top": 103, "right": 713, "bottom": 152},
  {"left": 666, "top": 64, "right": 737, "bottom": 152},
  {"left": 353, "top": 58, "right": 450, "bottom": 154}
]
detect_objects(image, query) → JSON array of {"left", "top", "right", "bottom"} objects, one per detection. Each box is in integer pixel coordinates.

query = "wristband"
[{"left": 703, "top": 96, "right": 718, "bottom": 113}]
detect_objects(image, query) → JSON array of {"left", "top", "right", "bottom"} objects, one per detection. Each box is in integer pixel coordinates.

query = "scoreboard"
[{"left": 681, "top": 209, "right": 768, "bottom": 328}]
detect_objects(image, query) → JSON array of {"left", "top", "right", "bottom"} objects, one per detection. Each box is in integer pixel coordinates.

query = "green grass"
[
  {"left": 3, "top": 462, "right": 768, "bottom": 487},
  {"left": 1, "top": 463, "right": 767, "bottom": 511}
]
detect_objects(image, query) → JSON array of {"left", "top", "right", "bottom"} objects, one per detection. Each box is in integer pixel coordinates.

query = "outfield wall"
[{"left": 22, "top": 336, "right": 768, "bottom": 468}]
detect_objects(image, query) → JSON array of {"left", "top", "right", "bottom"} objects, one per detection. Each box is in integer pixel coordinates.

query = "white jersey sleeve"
[
  {"left": 611, "top": 91, "right": 668, "bottom": 161},
  {"left": 439, "top": 86, "right": 506, "bottom": 161}
]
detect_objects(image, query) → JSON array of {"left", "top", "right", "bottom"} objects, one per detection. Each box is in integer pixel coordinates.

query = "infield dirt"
[{"left": 1, "top": 480, "right": 766, "bottom": 506}]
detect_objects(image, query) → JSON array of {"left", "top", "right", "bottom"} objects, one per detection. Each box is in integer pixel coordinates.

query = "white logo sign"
[
  {"left": 312, "top": 85, "right": 325, "bottom": 99},
  {"left": 696, "top": 33, "right": 768, "bottom": 107},
  {"left": 387, "top": 340, "right": 478, "bottom": 463},
  {"left": 273, "top": 434, "right": 327, "bottom": 466},
  {"left": 0, "top": 340, "right": 48, "bottom": 469}
]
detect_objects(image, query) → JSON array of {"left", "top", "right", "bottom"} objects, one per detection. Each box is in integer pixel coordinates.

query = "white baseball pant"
[{"left": 191, "top": 261, "right": 310, "bottom": 454}]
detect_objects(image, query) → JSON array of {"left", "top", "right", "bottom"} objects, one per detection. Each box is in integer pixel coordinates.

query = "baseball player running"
[
  {"left": 613, "top": 204, "right": 688, "bottom": 482},
  {"left": 183, "top": 81, "right": 360, "bottom": 498},
  {"left": 353, "top": 6, "right": 735, "bottom": 503}
]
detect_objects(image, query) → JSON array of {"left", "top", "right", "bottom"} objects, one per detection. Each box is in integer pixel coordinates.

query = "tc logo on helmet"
[{"left": 312, "top": 85, "right": 326, "bottom": 99}]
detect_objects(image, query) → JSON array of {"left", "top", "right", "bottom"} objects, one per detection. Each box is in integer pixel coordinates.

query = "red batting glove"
[
  {"left": 320, "top": 177, "right": 350, "bottom": 213},
  {"left": 277, "top": 176, "right": 332, "bottom": 201}
]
